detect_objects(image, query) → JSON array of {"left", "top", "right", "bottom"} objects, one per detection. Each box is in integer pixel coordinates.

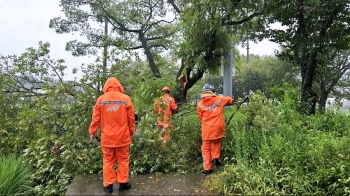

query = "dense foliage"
[
  {"left": 2, "top": 51, "right": 350, "bottom": 195},
  {"left": 207, "top": 86, "right": 350, "bottom": 195},
  {"left": 0, "top": 155, "right": 32, "bottom": 195},
  {"left": 262, "top": 0, "right": 350, "bottom": 114},
  {"left": 0, "top": 43, "right": 206, "bottom": 195},
  {"left": 2, "top": 0, "right": 350, "bottom": 194}
]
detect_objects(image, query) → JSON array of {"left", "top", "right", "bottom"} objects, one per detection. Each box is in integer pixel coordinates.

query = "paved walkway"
[{"left": 65, "top": 173, "right": 221, "bottom": 195}]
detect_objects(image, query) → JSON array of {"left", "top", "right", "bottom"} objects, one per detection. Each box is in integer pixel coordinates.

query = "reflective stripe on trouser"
[
  {"left": 102, "top": 145, "right": 130, "bottom": 187},
  {"left": 201, "top": 138, "right": 222, "bottom": 171}
]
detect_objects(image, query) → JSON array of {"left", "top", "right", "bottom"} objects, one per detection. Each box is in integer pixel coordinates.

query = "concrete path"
[{"left": 65, "top": 173, "right": 221, "bottom": 195}]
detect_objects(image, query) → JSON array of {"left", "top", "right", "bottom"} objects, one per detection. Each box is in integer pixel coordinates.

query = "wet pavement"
[{"left": 65, "top": 173, "right": 221, "bottom": 195}]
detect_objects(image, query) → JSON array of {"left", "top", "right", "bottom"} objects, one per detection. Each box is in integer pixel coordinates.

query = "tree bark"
[
  {"left": 174, "top": 60, "right": 205, "bottom": 103},
  {"left": 300, "top": 51, "right": 318, "bottom": 114},
  {"left": 139, "top": 32, "right": 161, "bottom": 78},
  {"left": 319, "top": 91, "right": 328, "bottom": 114}
]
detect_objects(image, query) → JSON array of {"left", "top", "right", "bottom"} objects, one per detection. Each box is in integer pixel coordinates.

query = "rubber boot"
[
  {"left": 104, "top": 184, "right": 113, "bottom": 193},
  {"left": 202, "top": 169, "right": 213, "bottom": 175},
  {"left": 212, "top": 158, "right": 221, "bottom": 166},
  {"left": 119, "top": 182, "right": 131, "bottom": 191}
]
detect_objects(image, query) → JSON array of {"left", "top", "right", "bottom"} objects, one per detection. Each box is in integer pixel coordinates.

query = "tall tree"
[
  {"left": 50, "top": 0, "right": 264, "bottom": 102},
  {"left": 263, "top": 0, "right": 350, "bottom": 114},
  {"left": 50, "top": 0, "right": 177, "bottom": 78},
  {"left": 173, "top": 0, "right": 264, "bottom": 101}
]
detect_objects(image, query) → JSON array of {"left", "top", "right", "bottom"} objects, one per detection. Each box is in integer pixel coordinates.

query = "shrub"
[
  {"left": 23, "top": 133, "right": 102, "bottom": 196},
  {"left": 130, "top": 106, "right": 203, "bottom": 174},
  {"left": 0, "top": 155, "right": 33, "bottom": 195},
  {"left": 207, "top": 88, "right": 350, "bottom": 195}
]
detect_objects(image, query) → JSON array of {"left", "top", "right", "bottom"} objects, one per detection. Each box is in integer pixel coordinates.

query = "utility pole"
[
  {"left": 100, "top": 14, "right": 108, "bottom": 93},
  {"left": 246, "top": 33, "right": 250, "bottom": 62},
  {"left": 103, "top": 17, "right": 108, "bottom": 68},
  {"left": 222, "top": 15, "right": 235, "bottom": 97}
]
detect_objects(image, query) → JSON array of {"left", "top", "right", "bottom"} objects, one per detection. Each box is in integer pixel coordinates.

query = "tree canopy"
[{"left": 262, "top": 0, "right": 350, "bottom": 114}]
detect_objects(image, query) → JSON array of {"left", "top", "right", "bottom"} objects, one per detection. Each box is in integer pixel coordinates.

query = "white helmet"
[{"left": 203, "top": 83, "right": 214, "bottom": 91}]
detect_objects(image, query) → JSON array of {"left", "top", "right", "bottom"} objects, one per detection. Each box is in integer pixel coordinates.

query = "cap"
[{"left": 203, "top": 83, "right": 214, "bottom": 91}]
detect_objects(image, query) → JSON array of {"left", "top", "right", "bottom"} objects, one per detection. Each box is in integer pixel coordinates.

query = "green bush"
[
  {"left": 4, "top": 57, "right": 350, "bottom": 196},
  {"left": 130, "top": 105, "right": 203, "bottom": 174},
  {"left": 0, "top": 155, "right": 32, "bottom": 195},
  {"left": 206, "top": 87, "right": 350, "bottom": 195},
  {"left": 22, "top": 133, "right": 102, "bottom": 196}
]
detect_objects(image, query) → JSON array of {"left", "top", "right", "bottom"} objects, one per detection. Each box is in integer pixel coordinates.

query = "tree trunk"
[
  {"left": 174, "top": 61, "right": 205, "bottom": 103},
  {"left": 174, "top": 29, "right": 219, "bottom": 102},
  {"left": 318, "top": 71, "right": 342, "bottom": 113},
  {"left": 300, "top": 51, "right": 318, "bottom": 115},
  {"left": 319, "top": 91, "right": 328, "bottom": 114},
  {"left": 139, "top": 33, "right": 161, "bottom": 78}
]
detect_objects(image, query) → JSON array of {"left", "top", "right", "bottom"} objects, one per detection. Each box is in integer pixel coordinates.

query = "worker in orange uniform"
[
  {"left": 89, "top": 77, "right": 135, "bottom": 193},
  {"left": 154, "top": 86, "right": 178, "bottom": 142},
  {"left": 197, "top": 83, "right": 233, "bottom": 175}
]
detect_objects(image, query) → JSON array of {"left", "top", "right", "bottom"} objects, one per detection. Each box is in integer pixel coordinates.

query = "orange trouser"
[
  {"left": 201, "top": 138, "right": 222, "bottom": 171},
  {"left": 157, "top": 123, "right": 172, "bottom": 141},
  {"left": 102, "top": 145, "right": 130, "bottom": 187}
]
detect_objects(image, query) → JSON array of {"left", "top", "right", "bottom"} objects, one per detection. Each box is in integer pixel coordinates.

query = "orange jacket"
[
  {"left": 197, "top": 93, "right": 233, "bottom": 140},
  {"left": 154, "top": 93, "right": 177, "bottom": 126},
  {"left": 89, "top": 77, "right": 136, "bottom": 147}
]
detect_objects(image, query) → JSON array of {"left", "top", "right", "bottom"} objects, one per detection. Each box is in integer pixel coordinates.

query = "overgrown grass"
[{"left": 0, "top": 155, "right": 32, "bottom": 195}]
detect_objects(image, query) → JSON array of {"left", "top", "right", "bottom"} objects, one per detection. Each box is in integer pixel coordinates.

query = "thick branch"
[
  {"left": 146, "top": 31, "right": 176, "bottom": 41},
  {"left": 126, "top": 44, "right": 169, "bottom": 50},
  {"left": 187, "top": 68, "right": 204, "bottom": 90},
  {"left": 319, "top": 6, "right": 340, "bottom": 37},
  {"left": 167, "top": 0, "right": 181, "bottom": 14},
  {"left": 145, "top": 18, "right": 176, "bottom": 33},
  {"left": 93, "top": 0, "right": 140, "bottom": 33},
  {"left": 297, "top": 0, "right": 308, "bottom": 37},
  {"left": 144, "top": 0, "right": 154, "bottom": 27},
  {"left": 223, "top": 12, "right": 262, "bottom": 26}
]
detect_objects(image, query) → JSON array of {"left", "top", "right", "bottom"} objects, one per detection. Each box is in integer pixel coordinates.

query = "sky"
[
  {"left": 0, "top": 0, "right": 280, "bottom": 80},
  {"left": 0, "top": 0, "right": 91, "bottom": 80}
]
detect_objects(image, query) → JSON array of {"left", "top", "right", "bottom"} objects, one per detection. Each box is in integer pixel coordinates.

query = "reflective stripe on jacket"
[
  {"left": 89, "top": 77, "right": 135, "bottom": 147},
  {"left": 197, "top": 95, "right": 233, "bottom": 140}
]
